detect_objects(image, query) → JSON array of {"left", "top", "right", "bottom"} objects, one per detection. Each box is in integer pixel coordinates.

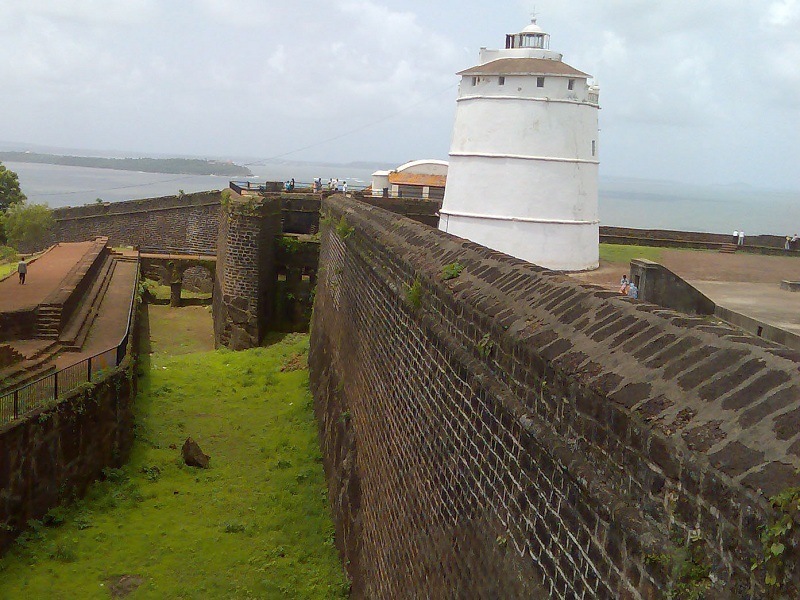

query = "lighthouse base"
[{"left": 439, "top": 213, "right": 599, "bottom": 272}]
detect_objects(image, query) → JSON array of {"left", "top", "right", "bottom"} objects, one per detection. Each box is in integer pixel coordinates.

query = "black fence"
[
  {"left": 0, "top": 257, "right": 140, "bottom": 425},
  {"left": 138, "top": 245, "right": 216, "bottom": 258}
]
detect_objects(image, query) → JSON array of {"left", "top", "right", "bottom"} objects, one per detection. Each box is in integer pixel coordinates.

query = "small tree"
[
  {"left": 1, "top": 203, "right": 54, "bottom": 250},
  {"left": 0, "top": 162, "right": 26, "bottom": 212}
]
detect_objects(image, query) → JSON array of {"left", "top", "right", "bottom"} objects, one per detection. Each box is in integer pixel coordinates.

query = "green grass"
[
  {"left": 0, "top": 309, "right": 348, "bottom": 599},
  {"left": 142, "top": 278, "right": 211, "bottom": 302},
  {"left": 0, "top": 262, "right": 16, "bottom": 280},
  {"left": 599, "top": 243, "right": 664, "bottom": 265},
  {"left": 148, "top": 305, "right": 215, "bottom": 356}
]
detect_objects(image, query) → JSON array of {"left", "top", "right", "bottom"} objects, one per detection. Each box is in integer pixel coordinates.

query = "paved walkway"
[
  {"left": 571, "top": 249, "right": 800, "bottom": 339},
  {"left": 0, "top": 242, "right": 94, "bottom": 311},
  {"left": 690, "top": 280, "right": 800, "bottom": 336},
  {"left": 54, "top": 260, "right": 139, "bottom": 369}
]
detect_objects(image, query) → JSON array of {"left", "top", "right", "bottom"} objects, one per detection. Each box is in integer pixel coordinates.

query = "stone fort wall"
[
  {"left": 309, "top": 197, "right": 800, "bottom": 598},
  {"left": 30, "top": 191, "right": 222, "bottom": 253}
]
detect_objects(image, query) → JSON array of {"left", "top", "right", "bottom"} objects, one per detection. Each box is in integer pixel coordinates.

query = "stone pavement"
[
  {"left": 0, "top": 242, "right": 94, "bottom": 312},
  {"left": 691, "top": 280, "right": 800, "bottom": 336},
  {"left": 54, "top": 260, "right": 139, "bottom": 369}
]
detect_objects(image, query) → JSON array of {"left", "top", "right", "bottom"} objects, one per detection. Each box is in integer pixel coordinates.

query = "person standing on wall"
[
  {"left": 17, "top": 259, "right": 27, "bottom": 284},
  {"left": 733, "top": 230, "right": 739, "bottom": 244},
  {"left": 738, "top": 230, "right": 745, "bottom": 246}
]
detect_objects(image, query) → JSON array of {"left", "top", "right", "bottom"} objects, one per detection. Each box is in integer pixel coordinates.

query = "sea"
[{"left": 7, "top": 161, "right": 800, "bottom": 237}]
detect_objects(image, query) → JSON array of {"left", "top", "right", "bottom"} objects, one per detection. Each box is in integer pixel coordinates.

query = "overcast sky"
[{"left": 1, "top": 0, "right": 799, "bottom": 190}]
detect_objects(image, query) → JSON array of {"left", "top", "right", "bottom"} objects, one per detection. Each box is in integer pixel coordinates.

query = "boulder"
[{"left": 181, "top": 437, "right": 210, "bottom": 469}]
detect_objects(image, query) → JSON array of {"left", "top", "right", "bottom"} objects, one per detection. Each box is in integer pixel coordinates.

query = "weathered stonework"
[
  {"left": 310, "top": 198, "right": 800, "bottom": 599},
  {"left": 0, "top": 303, "right": 140, "bottom": 555},
  {"left": 212, "top": 195, "right": 281, "bottom": 350},
  {"left": 28, "top": 191, "right": 222, "bottom": 253}
]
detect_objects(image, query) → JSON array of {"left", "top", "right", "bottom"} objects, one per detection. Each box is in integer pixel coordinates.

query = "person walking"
[
  {"left": 619, "top": 274, "right": 629, "bottom": 294},
  {"left": 342, "top": 181, "right": 348, "bottom": 195},
  {"left": 17, "top": 259, "right": 27, "bottom": 284},
  {"left": 627, "top": 281, "right": 638, "bottom": 299},
  {"left": 738, "top": 230, "right": 745, "bottom": 246},
  {"left": 732, "top": 230, "right": 739, "bottom": 244}
]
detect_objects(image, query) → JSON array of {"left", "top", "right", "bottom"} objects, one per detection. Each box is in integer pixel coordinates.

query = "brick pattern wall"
[
  {"left": 31, "top": 191, "right": 222, "bottom": 253},
  {"left": 212, "top": 197, "right": 281, "bottom": 349},
  {"left": 310, "top": 198, "right": 800, "bottom": 599}
]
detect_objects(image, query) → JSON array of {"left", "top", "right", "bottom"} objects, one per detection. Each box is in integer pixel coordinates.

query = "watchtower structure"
[{"left": 439, "top": 19, "right": 600, "bottom": 271}]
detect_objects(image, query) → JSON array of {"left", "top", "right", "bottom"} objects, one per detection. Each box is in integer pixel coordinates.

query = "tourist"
[
  {"left": 17, "top": 259, "right": 27, "bottom": 284},
  {"left": 738, "top": 230, "right": 745, "bottom": 246},
  {"left": 786, "top": 236, "right": 792, "bottom": 251},
  {"left": 733, "top": 230, "right": 739, "bottom": 244},
  {"left": 619, "top": 274, "right": 629, "bottom": 294},
  {"left": 290, "top": 178, "right": 295, "bottom": 191},
  {"left": 342, "top": 181, "right": 348, "bottom": 195},
  {"left": 792, "top": 234, "right": 798, "bottom": 250},
  {"left": 627, "top": 281, "right": 638, "bottom": 299}
]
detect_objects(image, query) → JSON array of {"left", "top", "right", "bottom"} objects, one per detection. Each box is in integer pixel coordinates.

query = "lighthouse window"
[
  {"left": 471, "top": 76, "right": 477, "bottom": 86},
  {"left": 498, "top": 76, "right": 505, "bottom": 86},
  {"left": 537, "top": 77, "right": 545, "bottom": 88},
  {"left": 568, "top": 79, "right": 575, "bottom": 90}
]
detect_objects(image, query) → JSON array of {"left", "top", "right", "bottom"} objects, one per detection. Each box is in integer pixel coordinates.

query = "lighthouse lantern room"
[{"left": 439, "top": 19, "right": 600, "bottom": 271}]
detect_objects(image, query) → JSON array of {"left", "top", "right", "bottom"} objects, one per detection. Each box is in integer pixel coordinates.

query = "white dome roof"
[{"left": 521, "top": 20, "right": 545, "bottom": 34}]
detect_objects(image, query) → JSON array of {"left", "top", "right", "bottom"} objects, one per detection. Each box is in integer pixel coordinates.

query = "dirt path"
[{"left": 0, "top": 242, "right": 94, "bottom": 311}]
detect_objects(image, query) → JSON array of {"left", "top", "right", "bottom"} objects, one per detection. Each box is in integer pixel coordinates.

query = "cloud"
[
  {"left": 0, "top": 0, "right": 797, "bottom": 188},
  {"left": 5, "top": 0, "right": 159, "bottom": 25},
  {"left": 763, "top": 0, "right": 800, "bottom": 26}
]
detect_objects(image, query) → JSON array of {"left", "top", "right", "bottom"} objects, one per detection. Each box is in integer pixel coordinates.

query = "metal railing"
[
  {"left": 138, "top": 245, "right": 215, "bottom": 257},
  {"left": 0, "top": 255, "right": 140, "bottom": 425},
  {"left": 229, "top": 180, "right": 369, "bottom": 195}
]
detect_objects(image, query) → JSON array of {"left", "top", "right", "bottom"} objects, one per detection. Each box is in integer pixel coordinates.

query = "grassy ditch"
[{"left": 0, "top": 307, "right": 348, "bottom": 599}]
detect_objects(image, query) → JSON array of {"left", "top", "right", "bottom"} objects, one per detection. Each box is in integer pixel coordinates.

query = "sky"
[{"left": 1, "top": 0, "right": 799, "bottom": 190}]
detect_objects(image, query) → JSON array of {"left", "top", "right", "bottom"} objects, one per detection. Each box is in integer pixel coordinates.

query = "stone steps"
[
  {"left": 59, "top": 257, "right": 117, "bottom": 351},
  {"left": 0, "top": 341, "right": 60, "bottom": 394},
  {"left": 35, "top": 305, "right": 62, "bottom": 339},
  {"left": 0, "top": 344, "right": 25, "bottom": 370},
  {"left": 719, "top": 243, "right": 739, "bottom": 254}
]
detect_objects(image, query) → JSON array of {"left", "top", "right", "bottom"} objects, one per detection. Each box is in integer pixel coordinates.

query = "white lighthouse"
[{"left": 439, "top": 19, "right": 600, "bottom": 271}]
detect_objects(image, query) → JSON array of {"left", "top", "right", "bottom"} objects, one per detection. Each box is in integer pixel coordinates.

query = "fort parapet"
[
  {"left": 30, "top": 191, "right": 222, "bottom": 254},
  {"left": 309, "top": 197, "right": 800, "bottom": 598}
]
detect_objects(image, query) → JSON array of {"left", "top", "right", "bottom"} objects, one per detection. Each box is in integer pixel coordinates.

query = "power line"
[{"left": 30, "top": 83, "right": 458, "bottom": 198}]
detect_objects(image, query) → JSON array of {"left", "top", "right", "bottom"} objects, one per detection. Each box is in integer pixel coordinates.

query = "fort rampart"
[
  {"left": 0, "top": 306, "right": 140, "bottom": 554},
  {"left": 31, "top": 191, "right": 222, "bottom": 253},
  {"left": 309, "top": 197, "right": 800, "bottom": 598}
]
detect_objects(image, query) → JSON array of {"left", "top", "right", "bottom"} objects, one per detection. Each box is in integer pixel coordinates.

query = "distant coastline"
[{"left": 0, "top": 151, "right": 252, "bottom": 177}]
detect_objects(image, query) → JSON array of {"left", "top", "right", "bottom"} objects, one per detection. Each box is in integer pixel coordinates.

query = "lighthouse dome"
[{"left": 521, "top": 20, "right": 545, "bottom": 34}]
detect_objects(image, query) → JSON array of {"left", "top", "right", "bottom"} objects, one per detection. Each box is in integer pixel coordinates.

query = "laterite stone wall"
[
  {"left": 309, "top": 198, "right": 800, "bottom": 599},
  {"left": 0, "top": 303, "right": 140, "bottom": 555},
  {"left": 30, "top": 191, "right": 222, "bottom": 253},
  {"left": 212, "top": 195, "right": 281, "bottom": 350}
]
